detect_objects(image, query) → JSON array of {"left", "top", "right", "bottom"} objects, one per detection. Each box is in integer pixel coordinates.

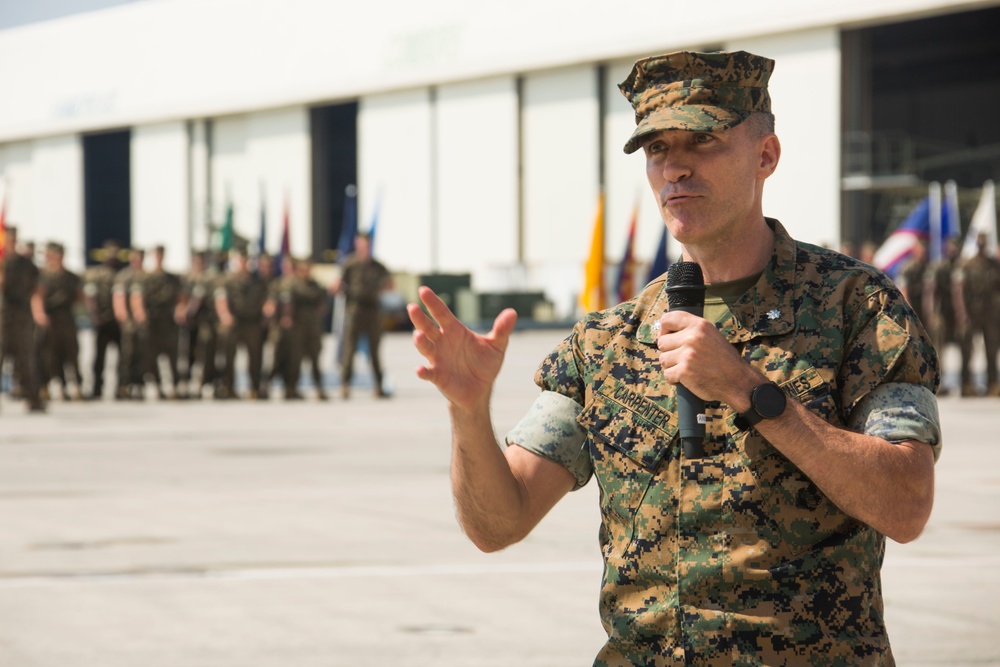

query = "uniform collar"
[{"left": 636, "top": 218, "right": 797, "bottom": 345}]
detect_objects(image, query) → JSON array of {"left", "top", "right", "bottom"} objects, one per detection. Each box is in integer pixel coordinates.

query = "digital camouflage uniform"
[
  {"left": 113, "top": 265, "right": 146, "bottom": 397},
  {"left": 339, "top": 254, "right": 390, "bottom": 395},
  {"left": 507, "top": 221, "right": 941, "bottom": 666},
  {"left": 265, "top": 271, "right": 291, "bottom": 395},
  {"left": 923, "top": 255, "right": 958, "bottom": 356},
  {"left": 39, "top": 266, "right": 83, "bottom": 396},
  {"left": 955, "top": 252, "right": 1000, "bottom": 394},
  {"left": 83, "top": 263, "right": 122, "bottom": 399},
  {"left": 183, "top": 268, "right": 222, "bottom": 393},
  {"left": 896, "top": 255, "right": 928, "bottom": 329},
  {"left": 286, "top": 271, "right": 328, "bottom": 398},
  {"left": 136, "top": 269, "right": 182, "bottom": 397},
  {"left": 217, "top": 271, "right": 267, "bottom": 398},
  {"left": 1, "top": 253, "right": 44, "bottom": 409}
]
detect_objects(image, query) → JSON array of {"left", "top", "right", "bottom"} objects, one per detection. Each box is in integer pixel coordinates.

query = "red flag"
[
  {"left": 280, "top": 197, "right": 290, "bottom": 258},
  {"left": 615, "top": 201, "right": 639, "bottom": 302}
]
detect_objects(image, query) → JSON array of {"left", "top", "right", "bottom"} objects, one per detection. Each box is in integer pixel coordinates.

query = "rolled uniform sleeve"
[
  {"left": 506, "top": 391, "right": 592, "bottom": 489},
  {"left": 849, "top": 382, "right": 943, "bottom": 461}
]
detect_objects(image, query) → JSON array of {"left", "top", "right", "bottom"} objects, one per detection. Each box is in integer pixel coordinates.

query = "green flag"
[{"left": 219, "top": 201, "right": 234, "bottom": 252}]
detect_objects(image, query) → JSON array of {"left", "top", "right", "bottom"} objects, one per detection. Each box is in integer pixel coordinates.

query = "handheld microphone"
[{"left": 665, "top": 261, "right": 707, "bottom": 459}]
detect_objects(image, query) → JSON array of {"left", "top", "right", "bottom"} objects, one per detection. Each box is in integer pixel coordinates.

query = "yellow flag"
[{"left": 580, "top": 192, "right": 606, "bottom": 313}]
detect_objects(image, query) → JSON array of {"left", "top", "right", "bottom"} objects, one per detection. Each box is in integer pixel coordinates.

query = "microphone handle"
[{"left": 671, "top": 304, "right": 706, "bottom": 458}]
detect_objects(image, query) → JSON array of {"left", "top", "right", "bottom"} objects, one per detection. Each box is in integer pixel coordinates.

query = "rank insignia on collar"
[{"left": 766, "top": 309, "right": 781, "bottom": 320}]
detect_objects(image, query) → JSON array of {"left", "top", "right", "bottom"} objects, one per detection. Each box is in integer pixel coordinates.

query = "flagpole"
[{"left": 928, "top": 181, "right": 943, "bottom": 263}]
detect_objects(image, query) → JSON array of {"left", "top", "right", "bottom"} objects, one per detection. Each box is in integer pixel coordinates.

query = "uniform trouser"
[
  {"left": 221, "top": 320, "right": 263, "bottom": 394},
  {"left": 38, "top": 311, "right": 81, "bottom": 389},
  {"left": 91, "top": 320, "right": 121, "bottom": 397},
  {"left": 141, "top": 318, "right": 180, "bottom": 390},
  {"left": 340, "top": 305, "right": 383, "bottom": 389},
  {"left": 118, "top": 321, "right": 146, "bottom": 390},
  {"left": 180, "top": 324, "right": 197, "bottom": 381},
  {"left": 269, "top": 324, "right": 295, "bottom": 389},
  {"left": 3, "top": 311, "right": 41, "bottom": 406},
  {"left": 960, "top": 319, "right": 999, "bottom": 388},
  {"left": 193, "top": 320, "right": 219, "bottom": 387},
  {"left": 289, "top": 324, "right": 323, "bottom": 393}
]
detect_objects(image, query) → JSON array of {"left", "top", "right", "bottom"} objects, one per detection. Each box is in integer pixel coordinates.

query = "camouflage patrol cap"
[{"left": 619, "top": 50, "right": 774, "bottom": 154}]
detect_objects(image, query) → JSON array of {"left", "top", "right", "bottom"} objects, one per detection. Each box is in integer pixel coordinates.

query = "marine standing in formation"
[
  {"left": 0, "top": 226, "right": 46, "bottom": 412},
  {"left": 954, "top": 231, "right": 1000, "bottom": 397},
  {"left": 132, "top": 245, "right": 184, "bottom": 399},
  {"left": 113, "top": 247, "right": 147, "bottom": 399},
  {"left": 38, "top": 242, "right": 83, "bottom": 401},
  {"left": 82, "top": 241, "right": 123, "bottom": 400},
  {"left": 285, "top": 256, "right": 329, "bottom": 400},
  {"left": 214, "top": 248, "right": 268, "bottom": 400},
  {"left": 333, "top": 233, "right": 391, "bottom": 399}
]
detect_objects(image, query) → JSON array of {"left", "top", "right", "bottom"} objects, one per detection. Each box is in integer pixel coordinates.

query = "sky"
[{"left": 0, "top": 0, "right": 142, "bottom": 31}]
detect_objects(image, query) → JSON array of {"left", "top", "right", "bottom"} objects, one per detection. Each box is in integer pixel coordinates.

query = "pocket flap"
[{"left": 577, "top": 378, "right": 677, "bottom": 470}]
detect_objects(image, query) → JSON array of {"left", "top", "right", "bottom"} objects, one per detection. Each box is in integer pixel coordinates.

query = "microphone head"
[{"left": 665, "top": 261, "right": 705, "bottom": 308}]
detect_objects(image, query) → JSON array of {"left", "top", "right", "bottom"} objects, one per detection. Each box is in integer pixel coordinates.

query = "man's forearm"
[
  {"left": 756, "top": 398, "right": 935, "bottom": 543},
  {"left": 448, "top": 401, "right": 530, "bottom": 553}
]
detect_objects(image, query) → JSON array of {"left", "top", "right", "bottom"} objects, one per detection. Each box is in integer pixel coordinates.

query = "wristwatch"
[{"left": 737, "top": 381, "right": 787, "bottom": 427}]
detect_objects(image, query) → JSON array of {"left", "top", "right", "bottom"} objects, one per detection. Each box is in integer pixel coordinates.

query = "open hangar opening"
[{"left": 841, "top": 4, "right": 1000, "bottom": 249}]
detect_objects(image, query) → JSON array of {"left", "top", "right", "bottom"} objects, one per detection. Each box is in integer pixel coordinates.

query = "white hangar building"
[{"left": 1, "top": 0, "right": 998, "bottom": 319}]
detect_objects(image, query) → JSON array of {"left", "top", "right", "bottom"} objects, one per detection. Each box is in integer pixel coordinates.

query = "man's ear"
[{"left": 758, "top": 134, "right": 781, "bottom": 179}]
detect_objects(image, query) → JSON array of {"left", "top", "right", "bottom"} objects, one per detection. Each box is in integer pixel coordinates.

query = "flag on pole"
[
  {"left": 961, "top": 180, "right": 997, "bottom": 260},
  {"left": 872, "top": 183, "right": 958, "bottom": 279},
  {"left": 580, "top": 192, "right": 606, "bottom": 313},
  {"left": 614, "top": 201, "right": 639, "bottom": 302},
  {"left": 646, "top": 225, "right": 671, "bottom": 284},
  {"left": 276, "top": 195, "right": 291, "bottom": 275},
  {"left": 218, "top": 199, "right": 234, "bottom": 252},
  {"left": 366, "top": 190, "right": 382, "bottom": 254},
  {"left": 256, "top": 187, "right": 267, "bottom": 260},
  {"left": 336, "top": 184, "right": 358, "bottom": 263}
]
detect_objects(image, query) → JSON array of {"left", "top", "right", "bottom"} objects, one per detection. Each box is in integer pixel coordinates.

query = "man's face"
[
  {"left": 354, "top": 236, "right": 371, "bottom": 258},
  {"left": 643, "top": 121, "right": 776, "bottom": 249}
]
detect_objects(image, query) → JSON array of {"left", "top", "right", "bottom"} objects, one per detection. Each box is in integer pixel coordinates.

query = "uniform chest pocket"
[{"left": 577, "top": 379, "right": 678, "bottom": 558}]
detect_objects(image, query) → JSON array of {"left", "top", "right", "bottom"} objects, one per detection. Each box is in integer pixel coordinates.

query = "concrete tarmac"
[{"left": 0, "top": 329, "right": 997, "bottom": 666}]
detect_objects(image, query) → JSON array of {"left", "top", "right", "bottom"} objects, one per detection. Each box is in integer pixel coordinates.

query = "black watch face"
[{"left": 754, "top": 383, "right": 787, "bottom": 419}]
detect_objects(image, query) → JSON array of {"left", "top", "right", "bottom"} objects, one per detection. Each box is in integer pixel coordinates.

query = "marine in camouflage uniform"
[
  {"left": 285, "top": 257, "right": 329, "bottom": 400},
  {"left": 113, "top": 248, "right": 147, "bottom": 399},
  {"left": 896, "top": 240, "right": 928, "bottom": 329},
  {"left": 132, "top": 245, "right": 183, "bottom": 399},
  {"left": 954, "top": 232, "right": 1000, "bottom": 397},
  {"left": 38, "top": 242, "right": 83, "bottom": 401},
  {"left": 408, "top": 50, "right": 942, "bottom": 666},
  {"left": 181, "top": 251, "right": 223, "bottom": 397},
  {"left": 922, "top": 237, "right": 960, "bottom": 393},
  {"left": 335, "top": 233, "right": 391, "bottom": 398},
  {"left": 214, "top": 249, "right": 268, "bottom": 399},
  {"left": 266, "top": 256, "right": 298, "bottom": 397},
  {"left": 0, "top": 226, "right": 46, "bottom": 412},
  {"left": 83, "top": 241, "right": 123, "bottom": 399}
]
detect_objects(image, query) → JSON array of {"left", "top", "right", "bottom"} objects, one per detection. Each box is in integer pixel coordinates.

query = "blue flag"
[
  {"left": 873, "top": 184, "right": 959, "bottom": 279},
  {"left": 366, "top": 191, "right": 382, "bottom": 254},
  {"left": 337, "top": 184, "right": 358, "bottom": 262},
  {"left": 646, "top": 225, "right": 671, "bottom": 284}
]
